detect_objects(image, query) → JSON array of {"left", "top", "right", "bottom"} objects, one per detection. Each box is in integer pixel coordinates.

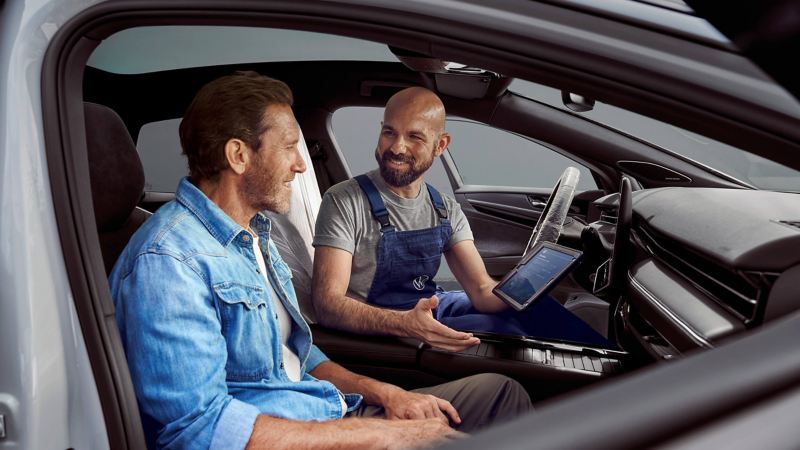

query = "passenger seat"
[{"left": 264, "top": 127, "right": 322, "bottom": 323}]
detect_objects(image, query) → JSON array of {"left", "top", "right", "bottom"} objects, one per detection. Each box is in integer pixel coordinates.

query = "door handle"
[{"left": 527, "top": 196, "right": 547, "bottom": 209}]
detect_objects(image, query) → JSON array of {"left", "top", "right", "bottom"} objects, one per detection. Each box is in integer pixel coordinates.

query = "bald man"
[
  {"left": 310, "top": 87, "right": 503, "bottom": 351},
  {"left": 311, "top": 87, "right": 606, "bottom": 352}
]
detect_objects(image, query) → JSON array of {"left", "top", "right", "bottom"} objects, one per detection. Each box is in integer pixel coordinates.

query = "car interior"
[
  {"left": 40, "top": 4, "right": 800, "bottom": 447},
  {"left": 82, "top": 57, "right": 625, "bottom": 399}
]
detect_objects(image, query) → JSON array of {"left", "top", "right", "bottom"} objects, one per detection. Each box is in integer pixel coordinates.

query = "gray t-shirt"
[{"left": 313, "top": 169, "right": 473, "bottom": 300}]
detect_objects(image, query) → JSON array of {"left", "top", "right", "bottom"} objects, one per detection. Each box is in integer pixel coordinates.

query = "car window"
[
  {"left": 510, "top": 79, "right": 800, "bottom": 193},
  {"left": 87, "top": 26, "right": 396, "bottom": 74},
  {"left": 136, "top": 119, "right": 186, "bottom": 192},
  {"left": 98, "top": 25, "right": 399, "bottom": 193},
  {"left": 331, "top": 107, "right": 598, "bottom": 193},
  {"left": 444, "top": 119, "right": 597, "bottom": 191}
]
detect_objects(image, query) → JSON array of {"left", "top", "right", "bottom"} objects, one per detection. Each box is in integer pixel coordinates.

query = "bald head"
[
  {"left": 375, "top": 87, "right": 451, "bottom": 190},
  {"left": 384, "top": 87, "right": 446, "bottom": 134}
]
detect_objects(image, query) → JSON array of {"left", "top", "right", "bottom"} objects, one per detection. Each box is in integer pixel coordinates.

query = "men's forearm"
[
  {"left": 314, "top": 290, "right": 412, "bottom": 337},
  {"left": 467, "top": 281, "right": 508, "bottom": 313},
  {"left": 245, "top": 415, "right": 407, "bottom": 450},
  {"left": 310, "top": 361, "right": 399, "bottom": 407}
]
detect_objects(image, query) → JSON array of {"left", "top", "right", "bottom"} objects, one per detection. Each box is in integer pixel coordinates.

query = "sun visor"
[{"left": 389, "top": 45, "right": 511, "bottom": 99}]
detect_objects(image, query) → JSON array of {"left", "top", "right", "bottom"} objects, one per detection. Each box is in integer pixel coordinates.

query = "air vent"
[
  {"left": 776, "top": 220, "right": 800, "bottom": 231},
  {"left": 618, "top": 161, "right": 691, "bottom": 183},
  {"left": 599, "top": 211, "right": 618, "bottom": 224}
]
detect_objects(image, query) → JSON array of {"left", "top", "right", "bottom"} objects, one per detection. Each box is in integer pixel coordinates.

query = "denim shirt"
[{"left": 109, "top": 178, "right": 362, "bottom": 450}]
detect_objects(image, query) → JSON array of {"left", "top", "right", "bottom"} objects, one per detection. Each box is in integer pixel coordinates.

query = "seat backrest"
[
  {"left": 266, "top": 127, "right": 323, "bottom": 323},
  {"left": 85, "top": 102, "right": 152, "bottom": 274}
]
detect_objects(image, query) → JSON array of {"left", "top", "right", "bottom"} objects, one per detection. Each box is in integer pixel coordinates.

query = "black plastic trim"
[{"left": 446, "top": 310, "right": 800, "bottom": 449}]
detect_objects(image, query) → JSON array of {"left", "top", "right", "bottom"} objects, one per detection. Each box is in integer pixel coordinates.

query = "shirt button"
[{"left": 242, "top": 235, "right": 250, "bottom": 242}]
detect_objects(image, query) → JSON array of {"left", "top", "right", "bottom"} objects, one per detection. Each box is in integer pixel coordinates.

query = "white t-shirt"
[
  {"left": 252, "top": 235, "right": 347, "bottom": 416},
  {"left": 252, "top": 236, "right": 302, "bottom": 381}
]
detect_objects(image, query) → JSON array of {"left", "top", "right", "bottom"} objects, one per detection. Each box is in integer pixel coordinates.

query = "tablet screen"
[{"left": 496, "top": 244, "right": 581, "bottom": 308}]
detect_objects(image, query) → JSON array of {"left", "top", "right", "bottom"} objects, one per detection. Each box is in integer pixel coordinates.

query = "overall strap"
[
  {"left": 425, "top": 183, "right": 449, "bottom": 220},
  {"left": 354, "top": 175, "right": 393, "bottom": 231}
]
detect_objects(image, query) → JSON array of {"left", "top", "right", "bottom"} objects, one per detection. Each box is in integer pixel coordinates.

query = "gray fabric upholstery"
[{"left": 264, "top": 211, "right": 317, "bottom": 323}]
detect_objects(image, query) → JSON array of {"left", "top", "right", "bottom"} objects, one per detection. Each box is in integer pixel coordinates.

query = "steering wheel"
[{"left": 525, "top": 167, "right": 580, "bottom": 253}]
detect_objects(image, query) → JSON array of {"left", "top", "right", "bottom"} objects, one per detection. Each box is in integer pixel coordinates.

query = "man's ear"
[
  {"left": 224, "top": 138, "right": 249, "bottom": 175},
  {"left": 434, "top": 132, "right": 451, "bottom": 157}
]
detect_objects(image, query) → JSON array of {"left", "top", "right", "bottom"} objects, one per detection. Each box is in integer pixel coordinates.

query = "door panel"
[{"left": 455, "top": 187, "right": 604, "bottom": 276}]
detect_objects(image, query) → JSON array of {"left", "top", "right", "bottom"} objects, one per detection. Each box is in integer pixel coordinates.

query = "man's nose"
[
  {"left": 293, "top": 147, "right": 307, "bottom": 173},
  {"left": 389, "top": 135, "right": 408, "bottom": 154}
]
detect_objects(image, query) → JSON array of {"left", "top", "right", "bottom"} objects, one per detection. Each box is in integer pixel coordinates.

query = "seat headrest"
[{"left": 85, "top": 102, "right": 145, "bottom": 232}]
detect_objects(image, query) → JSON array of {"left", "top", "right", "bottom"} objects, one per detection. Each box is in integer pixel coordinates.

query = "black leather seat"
[{"left": 85, "top": 102, "right": 152, "bottom": 274}]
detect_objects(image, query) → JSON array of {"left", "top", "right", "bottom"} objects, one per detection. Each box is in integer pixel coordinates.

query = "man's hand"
[
  {"left": 378, "top": 418, "right": 468, "bottom": 450},
  {"left": 403, "top": 296, "right": 480, "bottom": 352},
  {"left": 381, "top": 385, "right": 461, "bottom": 425}
]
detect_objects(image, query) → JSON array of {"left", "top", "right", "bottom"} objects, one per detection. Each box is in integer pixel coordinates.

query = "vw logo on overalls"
[{"left": 412, "top": 275, "right": 429, "bottom": 291}]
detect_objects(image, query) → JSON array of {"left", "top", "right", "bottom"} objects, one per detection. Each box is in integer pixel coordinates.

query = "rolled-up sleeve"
[
  {"left": 209, "top": 399, "right": 260, "bottom": 450},
  {"left": 114, "top": 253, "right": 258, "bottom": 450},
  {"left": 305, "top": 344, "right": 329, "bottom": 372}
]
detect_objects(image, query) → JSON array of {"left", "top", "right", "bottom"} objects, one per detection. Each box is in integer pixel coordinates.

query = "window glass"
[
  {"left": 331, "top": 107, "right": 597, "bottom": 193},
  {"left": 136, "top": 119, "right": 186, "bottom": 192},
  {"left": 510, "top": 79, "right": 800, "bottom": 192},
  {"left": 445, "top": 119, "right": 597, "bottom": 191},
  {"left": 88, "top": 26, "right": 397, "bottom": 74}
]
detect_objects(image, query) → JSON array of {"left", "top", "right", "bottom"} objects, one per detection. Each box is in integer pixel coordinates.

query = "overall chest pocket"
[{"left": 213, "top": 282, "right": 274, "bottom": 381}]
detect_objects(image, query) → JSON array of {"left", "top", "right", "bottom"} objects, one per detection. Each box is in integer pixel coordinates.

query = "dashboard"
[{"left": 618, "top": 188, "right": 800, "bottom": 358}]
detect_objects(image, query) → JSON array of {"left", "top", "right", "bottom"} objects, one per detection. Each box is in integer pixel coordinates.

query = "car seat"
[
  {"left": 85, "top": 102, "right": 152, "bottom": 274},
  {"left": 262, "top": 127, "right": 322, "bottom": 323}
]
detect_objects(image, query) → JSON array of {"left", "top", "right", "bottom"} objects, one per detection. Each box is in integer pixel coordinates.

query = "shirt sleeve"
[
  {"left": 305, "top": 344, "right": 330, "bottom": 372},
  {"left": 312, "top": 189, "right": 357, "bottom": 253},
  {"left": 444, "top": 196, "right": 474, "bottom": 250},
  {"left": 114, "top": 253, "right": 259, "bottom": 450}
]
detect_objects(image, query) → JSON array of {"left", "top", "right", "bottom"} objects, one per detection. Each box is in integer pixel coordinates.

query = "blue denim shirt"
[{"left": 109, "top": 178, "right": 362, "bottom": 450}]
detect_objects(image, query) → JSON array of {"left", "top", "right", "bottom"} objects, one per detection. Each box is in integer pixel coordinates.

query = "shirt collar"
[{"left": 175, "top": 177, "right": 271, "bottom": 247}]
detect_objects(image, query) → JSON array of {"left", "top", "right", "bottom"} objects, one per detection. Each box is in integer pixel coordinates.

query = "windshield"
[{"left": 510, "top": 79, "right": 800, "bottom": 193}]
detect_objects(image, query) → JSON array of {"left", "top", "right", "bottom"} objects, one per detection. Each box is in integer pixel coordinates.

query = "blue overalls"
[{"left": 355, "top": 175, "right": 609, "bottom": 347}]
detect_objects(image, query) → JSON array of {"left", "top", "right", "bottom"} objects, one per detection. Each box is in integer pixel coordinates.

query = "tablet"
[{"left": 493, "top": 242, "right": 583, "bottom": 311}]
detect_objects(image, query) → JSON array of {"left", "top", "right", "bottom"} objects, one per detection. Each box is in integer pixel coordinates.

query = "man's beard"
[
  {"left": 375, "top": 146, "right": 435, "bottom": 188},
  {"left": 242, "top": 154, "right": 291, "bottom": 214}
]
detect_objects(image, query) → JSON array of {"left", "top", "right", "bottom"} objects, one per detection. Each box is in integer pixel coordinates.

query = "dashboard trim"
[{"left": 628, "top": 273, "right": 712, "bottom": 348}]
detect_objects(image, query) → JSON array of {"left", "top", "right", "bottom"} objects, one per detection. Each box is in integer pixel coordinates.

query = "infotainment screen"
[{"left": 493, "top": 242, "right": 583, "bottom": 311}]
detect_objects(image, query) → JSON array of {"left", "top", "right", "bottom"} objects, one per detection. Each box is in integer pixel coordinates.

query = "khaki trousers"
[{"left": 350, "top": 373, "right": 533, "bottom": 433}]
